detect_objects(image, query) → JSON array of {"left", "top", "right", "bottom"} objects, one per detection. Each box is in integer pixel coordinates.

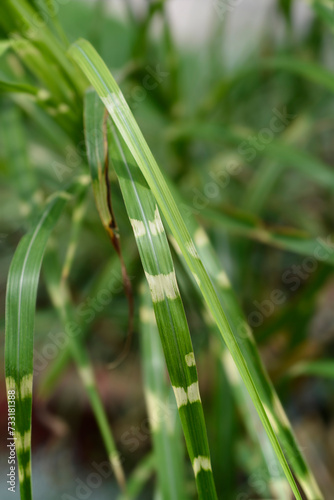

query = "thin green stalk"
[
  {"left": 39, "top": 249, "right": 135, "bottom": 396},
  {"left": 61, "top": 188, "right": 87, "bottom": 282},
  {"left": 43, "top": 246, "right": 127, "bottom": 494},
  {"left": 118, "top": 453, "right": 155, "bottom": 500}
]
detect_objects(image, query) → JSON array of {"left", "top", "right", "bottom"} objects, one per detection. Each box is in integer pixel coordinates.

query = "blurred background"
[{"left": 1, "top": 0, "right": 334, "bottom": 498}]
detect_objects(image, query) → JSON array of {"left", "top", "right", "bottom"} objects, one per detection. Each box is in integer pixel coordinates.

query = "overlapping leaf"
[
  {"left": 84, "top": 88, "right": 217, "bottom": 499},
  {"left": 70, "top": 39, "right": 304, "bottom": 499}
]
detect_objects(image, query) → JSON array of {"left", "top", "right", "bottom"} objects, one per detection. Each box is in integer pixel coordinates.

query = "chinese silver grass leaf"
[
  {"left": 171, "top": 236, "right": 290, "bottom": 499},
  {"left": 84, "top": 88, "right": 217, "bottom": 499},
  {"left": 69, "top": 38, "right": 303, "bottom": 499},
  {"left": 166, "top": 180, "right": 323, "bottom": 500},
  {"left": 139, "top": 279, "right": 185, "bottom": 499},
  {"left": 2, "top": 0, "right": 85, "bottom": 96},
  {"left": 84, "top": 88, "right": 135, "bottom": 368},
  {"left": 5, "top": 176, "right": 89, "bottom": 500}
]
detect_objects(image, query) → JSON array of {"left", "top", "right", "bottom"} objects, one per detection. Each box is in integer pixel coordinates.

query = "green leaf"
[
  {"left": 0, "top": 78, "right": 39, "bottom": 94},
  {"left": 310, "top": 0, "right": 334, "bottom": 35},
  {"left": 286, "top": 361, "right": 334, "bottom": 380},
  {"left": 43, "top": 245, "right": 126, "bottom": 493},
  {"left": 165, "top": 182, "right": 323, "bottom": 500},
  {"left": 38, "top": 252, "right": 127, "bottom": 396},
  {"left": 262, "top": 56, "right": 334, "bottom": 94},
  {"left": 84, "top": 88, "right": 111, "bottom": 230},
  {"left": 0, "top": 39, "right": 11, "bottom": 56},
  {"left": 139, "top": 279, "right": 185, "bottom": 499},
  {"left": 84, "top": 88, "right": 217, "bottom": 499},
  {"left": 5, "top": 176, "right": 88, "bottom": 499},
  {"left": 118, "top": 453, "right": 155, "bottom": 500},
  {"left": 165, "top": 121, "right": 334, "bottom": 191},
  {"left": 201, "top": 206, "right": 334, "bottom": 265},
  {"left": 70, "top": 39, "right": 305, "bottom": 500}
]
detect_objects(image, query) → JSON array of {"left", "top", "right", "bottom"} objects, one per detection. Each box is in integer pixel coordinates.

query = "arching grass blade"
[
  {"left": 5, "top": 176, "right": 89, "bottom": 500},
  {"left": 69, "top": 39, "right": 308, "bottom": 499},
  {"left": 84, "top": 88, "right": 217, "bottom": 499}
]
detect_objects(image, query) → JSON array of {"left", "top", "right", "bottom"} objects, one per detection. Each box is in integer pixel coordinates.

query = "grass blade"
[
  {"left": 84, "top": 88, "right": 217, "bottom": 499},
  {"left": 168, "top": 218, "right": 290, "bottom": 499},
  {"left": 38, "top": 252, "right": 129, "bottom": 396},
  {"left": 261, "top": 56, "right": 334, "bottom": 93},
  {"left": 139, "top": 279, "right": 185, "bottom": 499},
  {"left": 118, "top": 453, "right": 155, "bottom": 500},
  {"left": 61, "top": 188, "right": 87, "bottom": 282},
  {"left": 5, "top": 176, "right": 88, "bottom": 499},
  {"left": 165, "top": 121, "right": 334, "bottom": 192},
  {"left": 43, "top": 246, "right": 126, "bottom": 493},
  {"left": 0, "top": 78, "right": 39, "bottom": 94},
  {"left": 84, "top": 88, "right": 134, "bottom": 368},
  {"left": 69, "top": 38, "right": 310, "bottom": 499},
  {"left": 172, "top": 240, "right": 290, "bottom": 499},
  {"left": 0, "top": 104, "right": 39, "bottom": 221},
  {"left": 201, "top": 206, "right": 334, "bottom": 265},
  {"left": 167, "top": 181, "right": 323, "bottom": 500},
  {"left": 285, "top": 361, "right": 334, "bottom": 380}
]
